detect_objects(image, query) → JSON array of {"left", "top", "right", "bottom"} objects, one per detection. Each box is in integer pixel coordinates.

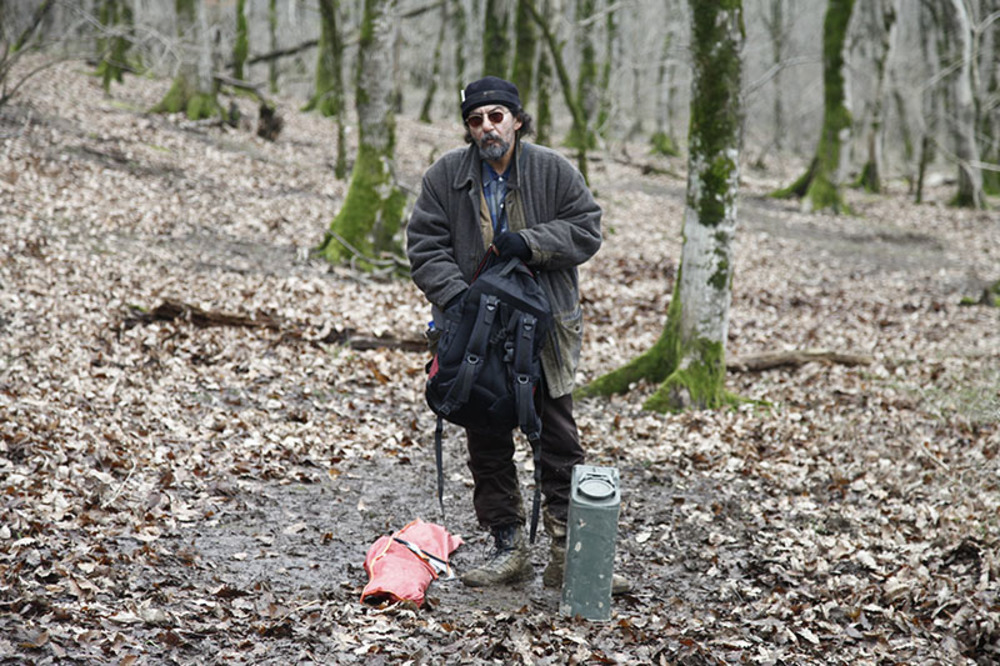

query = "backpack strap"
[
  {"left": 512, "top": 313, "right": 541, "bottom": 441},
  {"left": 512, "top": 311, "right": 544, "bottom": 544},
  {"left": 437, "top": 293, "right": 498, "bottom": 415}
]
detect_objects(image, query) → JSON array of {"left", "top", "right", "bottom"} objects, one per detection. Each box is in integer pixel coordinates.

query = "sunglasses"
[{"left": 465, "top": 109, "right": 507, "bottom": 129}]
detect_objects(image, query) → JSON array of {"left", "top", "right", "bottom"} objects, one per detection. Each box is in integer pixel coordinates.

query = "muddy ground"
[{"left": 2, "top": 58, "right": 999, "bottom": 665}]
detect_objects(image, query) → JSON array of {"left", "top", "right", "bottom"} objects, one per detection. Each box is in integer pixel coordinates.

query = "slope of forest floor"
[{"left": 2, "top": 57, "right": 999, "bottom": 665}]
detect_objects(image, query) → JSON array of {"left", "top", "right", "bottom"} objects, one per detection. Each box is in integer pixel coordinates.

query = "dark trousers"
[{"left": 465, "top": 392, "right": 584, "bottom": 528}]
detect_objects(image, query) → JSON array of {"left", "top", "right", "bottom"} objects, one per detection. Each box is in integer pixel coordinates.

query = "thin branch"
[
  {"left": 401, "top": 0, "right": 444, "bottom": 19},
  {"left": 743, "top": 56, "right": 820, "bottom": 97}
]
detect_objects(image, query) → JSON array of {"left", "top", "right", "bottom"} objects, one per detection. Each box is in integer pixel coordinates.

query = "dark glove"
[{"left": 493, "top": 232, "right": 531, "bottom": 261}]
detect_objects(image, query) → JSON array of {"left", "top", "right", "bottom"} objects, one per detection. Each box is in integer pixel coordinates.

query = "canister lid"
[{"left": 578, "top": 474, "right": 616, "bottom": 500}]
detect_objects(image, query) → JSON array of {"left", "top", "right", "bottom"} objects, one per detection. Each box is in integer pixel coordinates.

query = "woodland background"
[{"left": 1, "top": 1, "right": 999, "bottom": 665}]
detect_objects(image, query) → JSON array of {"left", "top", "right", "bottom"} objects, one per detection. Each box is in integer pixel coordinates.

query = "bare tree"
[
  {"left": 95, "top": 0, "right": 136, "bottom": 92},
  {"left": 419, "top": 0, "right": 448, "bottom": 123},
  {"left": 526, "top": 0, "right": 591, "bottom": 181},
  {"left": 762, "top": 0, "right": 795, "bottom": 152},
  {"left": 852, "top": 0, "right": 899, "bottom": 194},
  {"left": 773, "top": 0, "right": 855, "bottom": 214},
  {"left": 304, "top": 0, "right": 348, "bottom": 179},
  {"left": 232, "top": 0, "right": 248, "bottom": 81},
  {"left": 578, "top": 0, "right": 745, "bottom": 412},
  {"left": 533, "top": 0, "right": 554, "bottom": 145},
  {"left": 319, "top": 0, "right": 405, "bottom": 270},
  {"left": 0, "top": 0, "right": 56, "bottom": 110},
  {"left": 650, "top": 2, "right": 683, "bottom": 155},
  {"left": 150, "top": 0, "right": 220, "bottom": 120},
  {"left": 940, "top": 0, "right": 986, "bottom": 208},
  {"left": 483, "top": 0, "right": 510, "bottom": 76},
  {"left": 510, "top": 0, "right": 537, "bottom": 106}
]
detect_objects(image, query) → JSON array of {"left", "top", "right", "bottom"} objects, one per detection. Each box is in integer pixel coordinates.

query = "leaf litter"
[{"left": 1, "top": 56, "right": 999, "bottom": 664}]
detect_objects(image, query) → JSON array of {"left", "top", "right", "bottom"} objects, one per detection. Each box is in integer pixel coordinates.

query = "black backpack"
[{"left": 425, "top": 249, "right": 552, "bottom": 540}]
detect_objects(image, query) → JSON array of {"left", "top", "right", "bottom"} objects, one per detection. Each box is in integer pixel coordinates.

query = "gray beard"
[{"left": 477, "top": 133, "right": 510, "bottom": 162}]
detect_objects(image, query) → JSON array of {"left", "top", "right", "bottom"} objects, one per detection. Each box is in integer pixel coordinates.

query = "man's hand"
[{"left": 493, "top": 232, "right": 531, "bottom": 261}]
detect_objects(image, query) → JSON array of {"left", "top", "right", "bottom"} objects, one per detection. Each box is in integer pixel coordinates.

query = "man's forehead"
[{"left": 466, "top": 104, "right": 509, "bottom": 116}]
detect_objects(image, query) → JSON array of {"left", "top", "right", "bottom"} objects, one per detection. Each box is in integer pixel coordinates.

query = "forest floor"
[{"left": 2, "top": 57, "right": 999, "bottom": 665}]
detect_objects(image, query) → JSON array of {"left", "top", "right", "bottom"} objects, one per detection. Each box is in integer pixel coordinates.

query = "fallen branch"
[
  {"left": 141, "top": 298, "right": 282, "bottom": 330},
  {"left": 123, "top": 299, "right": 427, "bottom": 352},
  {"left": 727, "top": 349, "right": 873, "bottom": 372}
]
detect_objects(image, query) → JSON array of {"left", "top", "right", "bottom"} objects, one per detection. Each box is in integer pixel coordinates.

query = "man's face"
[{"left": 465, "top": 105, "right": 522, "bottom": 162}]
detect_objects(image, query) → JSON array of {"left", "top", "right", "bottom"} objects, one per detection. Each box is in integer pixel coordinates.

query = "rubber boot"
[
  {"left": 543, "top": 510, "right": 632, "bottom": 595},
  {"left": 460, "top": 524, "right": 533, "bottom": 587}
]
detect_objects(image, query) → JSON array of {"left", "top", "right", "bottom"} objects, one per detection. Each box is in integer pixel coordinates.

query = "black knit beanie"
[{"left": 460, "top": 76, "right": 522, "bottom": 119}]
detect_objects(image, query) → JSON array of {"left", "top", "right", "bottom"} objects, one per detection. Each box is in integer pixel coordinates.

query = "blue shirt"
[{"left": 481, "top": 161, "right": 511, "bottom": 234}]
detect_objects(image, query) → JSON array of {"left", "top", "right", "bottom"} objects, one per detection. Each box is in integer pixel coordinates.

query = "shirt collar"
[{"left": 481, "top": 160, "right": 510, "bottom": 188}]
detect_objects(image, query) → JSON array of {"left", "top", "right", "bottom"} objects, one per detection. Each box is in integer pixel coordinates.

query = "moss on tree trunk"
[
  {"left": 304, "top": 0, "right": 347, "bottom": 178},
  {"left": 233, "top": 0, "right": 248, "bottom": 81},
  {"left": 577, "top": 0, "right": 744, "bottom": 412},
  {"left": 483, "top": 0, "right": 509, "bottom": 77},
  {"left": 772, "top": 0, "right": 854, "bottom": 213},
  {"left": 320, "top": 143, "right": 405, "bottom": 265},
  {"left": 96, "top": 0, "right": 135, "bottom": 92},
  {"left": 319, "top": 0, "right": 403, "bottom": 270},
  {"left": 526, "top": 0, "right": 590, "bottom": 182},
  {"left": 511, "top": 0, "right": 537, "bottom": 107},
  {"left": 150, "top": 0, "right": 220, "bottom": 120},
  {"left": 150, "top": 76, "right": 221, "bottom": 120}
]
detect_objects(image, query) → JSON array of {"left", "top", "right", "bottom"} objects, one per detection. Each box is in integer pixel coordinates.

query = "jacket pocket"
[{"left": 542, "top": 306, "right": 583, "bottom": 397}]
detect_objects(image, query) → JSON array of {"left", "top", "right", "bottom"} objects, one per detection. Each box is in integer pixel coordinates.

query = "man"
[{"left": 406, "top": 76, "right": 604, "bottom": 589}]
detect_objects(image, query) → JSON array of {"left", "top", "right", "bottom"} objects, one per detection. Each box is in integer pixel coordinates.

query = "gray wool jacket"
[{"left": 406, "top": 140, "right": 602, "bottom": 398}]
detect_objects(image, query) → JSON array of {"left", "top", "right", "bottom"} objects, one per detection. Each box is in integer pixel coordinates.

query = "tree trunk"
[
  {"left": 854, "top": 0, "right": 899, "bottom": 194},
  {"left": 304, "top": 0, "right": 348, "bottom": 179},
  {"left": 95, "top": 0, "right": 135, "bottom": 92},
  {"left": 452, "top": 0, "right": 469, "bottom": 99},
  {"left": 596, "top": 6, "right": 618, "bottom": 142},
  {"left": 941, "top": 0, "right": 985, "bottom": 208},
  {"left": 150, "top": 0, "right": 220, "bottom": 120},
  {"left": 977, "top": 2, "right": 1000, "bottom": 194},
  {"left": 568, "top": 0, "right": 597, "bottom": 151},
  {"left": 526, "top": 0, "right": 590, "bottom": 181},
  {"left": 772, "top": 0, "right": 854, "bottom": 214},
  {"left": 534, "top": 0, "right": 554, "bottom": 145},
  {"left": 320, "top": 0, "right": 405, "bottom": 269},
  {"left": 650, "top": 7, "right": 681, "bottom": 156},
  {"left": 578, "top": 0, "right": 745, "bottom": 412},
  {"left": 232, "top": 0, "right": 248, "bottom": 81},
  {"left": 268, "top": 0, "right": 279, "bottom": 93},
  {"left": 511, "top": 0, "right": 537, "bottom": 106},
  {"left": 483, "top": 0, "right": 510, "bottom": 76},
  {"left": 764, "top": 0, "right": 788, "bottom": 152},
  {"left": 419, "top": 0, "right": 448, "bottom": 123}
]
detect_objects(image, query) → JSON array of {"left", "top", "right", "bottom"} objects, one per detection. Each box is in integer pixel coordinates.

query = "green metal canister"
[{"left": 559, "top": 465, "right": 620, "bottom": 621}]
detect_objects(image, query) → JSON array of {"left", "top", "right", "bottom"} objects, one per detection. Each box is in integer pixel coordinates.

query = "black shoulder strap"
[
  {"left": 512, "top": 311, "right": 544, "bottom": 544},
  {"left": 511, "top": 312, "right": 541, "bottom": 441},
  {"left": 438, "top": 293, "right": 498, "bottom": 415}
]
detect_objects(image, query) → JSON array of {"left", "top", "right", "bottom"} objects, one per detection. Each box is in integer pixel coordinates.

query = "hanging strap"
[
  {"left": 528, "top": 438, "right": 543, "bottom": 544},
  {"left": 511, "top": 311, "right": 544, "bottom": 543},
  {"left": 512, "top": 313, "right": 541, "bottom": 441},
  {"left": 434, "top": 415, "right": 445, "bottom": 518},
  {"left": 438, "top": 293, "right": 497, "bottom": 415}
]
